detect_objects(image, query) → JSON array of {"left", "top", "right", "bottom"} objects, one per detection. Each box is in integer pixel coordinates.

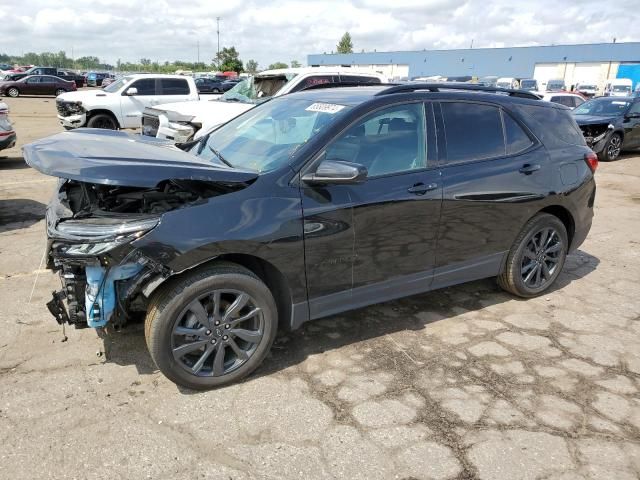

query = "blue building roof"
[{"left": 307, "top": 42, "right": 640, "bottom": 78}]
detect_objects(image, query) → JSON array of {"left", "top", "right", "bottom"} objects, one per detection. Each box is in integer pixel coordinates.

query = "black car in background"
[
  {"left": 4, "top": 66, "right": 85, "bottom": 87},
  {"left": 194, "top": 77, "right": 236, "bottom": 93},
  {"left": 573, "top": 96, "right": 640, "bottom": 161},
  {"left": 26, "top": 83, "right": 597, "bottom": 389}
]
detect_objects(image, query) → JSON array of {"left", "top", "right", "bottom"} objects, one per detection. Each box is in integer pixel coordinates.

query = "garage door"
[
  {"left": 572, "top": 63, "right": 603, "bottom": 87},
  {"left": 533, "top": 64, "right": 561, "bottom": 90}
]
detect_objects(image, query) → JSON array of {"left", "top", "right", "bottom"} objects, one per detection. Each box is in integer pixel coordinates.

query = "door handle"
[
  {"left": 407, "top": 183, "right": 438, "bottom": 195},
  {"left": 519, "top": 164, "right": 541, "bottom": 175}
]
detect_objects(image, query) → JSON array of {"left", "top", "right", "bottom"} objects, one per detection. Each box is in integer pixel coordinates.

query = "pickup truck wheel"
[
  {"left": 145, "top": 262, "right": 278, "bottom": 390},
  {"left": 55, "top": 88, "right": 66, "bottom": 96},
  {"left": 498, "top": 213, "right": 568, "bottom": 298},
  {"left": 7, "top": 87, "right": 19, "bottom": 97},
  {"left": 86, "top": 113, "right": 117, "bottom": 130}
]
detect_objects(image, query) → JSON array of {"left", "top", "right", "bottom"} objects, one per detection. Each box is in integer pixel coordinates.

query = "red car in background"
[{"left": 0, "top": 75, "right": 77, "bottom": 97}]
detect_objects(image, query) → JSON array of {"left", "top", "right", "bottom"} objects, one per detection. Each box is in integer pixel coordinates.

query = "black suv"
[
  {"left": 573, "top": 96, "right": 640, "bottom": 161},
  {"left": 25, "top": 84, "right": 597, "bottom": 389}
]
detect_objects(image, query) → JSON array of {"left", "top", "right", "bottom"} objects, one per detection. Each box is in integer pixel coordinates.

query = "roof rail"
[
  {"left": 375, "top": 82, "right": 541, "bottom": 100},
  {"left": 300, "top": 81, "right": 398, "bottom": 91}
]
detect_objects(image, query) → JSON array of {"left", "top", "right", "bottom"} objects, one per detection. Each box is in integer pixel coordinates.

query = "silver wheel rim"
[
  {"left": 171, "top": 289, "right": 264, "bottom": 377},
  {"left": 607, "top": 135, "right": 621, "bottom": 160},
  {"left": 8, "top": 88, "right": 18, "bottom": 97}
]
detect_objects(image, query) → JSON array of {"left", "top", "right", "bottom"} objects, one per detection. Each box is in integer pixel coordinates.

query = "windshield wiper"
[{"left": 208, "top": 144, "right": 234, "bottom": 168}]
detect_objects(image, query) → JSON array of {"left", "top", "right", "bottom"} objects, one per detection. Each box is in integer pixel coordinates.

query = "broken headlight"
[{"left": 55, "top": 217, "right": 160, "bottom": 255}]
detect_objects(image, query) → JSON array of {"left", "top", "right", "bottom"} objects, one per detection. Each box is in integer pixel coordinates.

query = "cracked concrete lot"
[{"left": 1, "top": 97, "right": 639, "bottom": 480}]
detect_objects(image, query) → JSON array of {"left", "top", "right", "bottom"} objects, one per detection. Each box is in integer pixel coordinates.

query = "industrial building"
[{"left": 307, "top": 42, "right": 640, "bottom": 91}]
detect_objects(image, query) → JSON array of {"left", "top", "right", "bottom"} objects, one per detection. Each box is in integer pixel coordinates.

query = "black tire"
[
  {"left": 55, "top": 88, "right": 66, "bottom": 96},
  {"left": 145, "top": 261, "right": 278, "bottom": 390},
  {"left": 212, "top": 88, "right": 221, "bottom": 93},
  {"left": 7, "top": 87, "right": 19, "bottom": 98},
  {"left": 598, "top": 133, "right": 622, "bottom": 162},
  {"left": 86, "top": 113, "right": 117, "bottom": 130},
  {"left": 498, "top": 213, "right": 568, "bottom": 298}
]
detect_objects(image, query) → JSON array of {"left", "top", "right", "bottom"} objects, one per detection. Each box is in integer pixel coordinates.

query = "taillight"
[{"left": 584, "top": 151, "right": 598, "bottom": 173}]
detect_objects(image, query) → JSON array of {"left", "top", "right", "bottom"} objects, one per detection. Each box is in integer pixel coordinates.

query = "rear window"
[
  {"left": 515, "top": 104, "right": 585, "bottom": 147},
  {"left": 289, "top": 75, "right": 336, "bottom": 93},
  {"left": 441, "top": 102, "right": 505, "bottom": 163},
  {"left": 339, "top": 75, "right": 382, "bottom": 84},
  {"left": 160, "top": 78, "right": 189, "bottom": 95}
]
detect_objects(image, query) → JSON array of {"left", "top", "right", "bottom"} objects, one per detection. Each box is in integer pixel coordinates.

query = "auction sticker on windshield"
[{"left": 305, "top": 103, "right": 346, "bottom": 114}]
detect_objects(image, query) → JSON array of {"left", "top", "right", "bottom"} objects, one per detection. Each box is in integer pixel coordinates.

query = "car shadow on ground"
[
  {"left": 101, "top": 249, "right": 600, "bottom": 391},
  {"left": 0, "top": 156, "right": 28, "bottom": 169},
  {"left": 0, "top": 198, "right": 46, "bottom": 233}
]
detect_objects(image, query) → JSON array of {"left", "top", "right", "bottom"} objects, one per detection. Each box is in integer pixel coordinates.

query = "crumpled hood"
[
  {"left": 574, "top": 115, "right": 618, "bottom": 126},
  {"left": 23, "top": 129, "right": 258, "bottom": 188},
  {"left": 150, "top": 99, "right": 253, "bottom": 123}
]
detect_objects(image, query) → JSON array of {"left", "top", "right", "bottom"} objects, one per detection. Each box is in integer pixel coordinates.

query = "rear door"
[
  {"left": 119, "top": 78, "right": 159, "bottom": 128},
  {"left": 433, "top": 100, "right": 549, "bottom": 287},
  {"left": 159, "top": 77, "right": 192, "bottom": 103}
]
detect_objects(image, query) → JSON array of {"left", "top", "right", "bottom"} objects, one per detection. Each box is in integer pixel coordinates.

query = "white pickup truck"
[
  {"left": 56, "top": 74, "right": 199, "bottom": 130},
  {"left": 141, "top": 67, "right": 386, "bottom": 143}
]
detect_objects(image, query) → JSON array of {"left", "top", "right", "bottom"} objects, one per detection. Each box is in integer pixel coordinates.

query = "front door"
[
  {"left": 623, "top": 100, "right": 640, "bottom": 148},
  {"left": 119, "top": 78, "right": 160, "bottom": 128},
  {"left": 302, "top": 102, "right": 442, "bottom": 318}
]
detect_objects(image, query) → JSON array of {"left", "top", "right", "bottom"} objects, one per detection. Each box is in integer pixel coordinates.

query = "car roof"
[{"left": 257, "top": 67, "right": 384, "bottom": 77}]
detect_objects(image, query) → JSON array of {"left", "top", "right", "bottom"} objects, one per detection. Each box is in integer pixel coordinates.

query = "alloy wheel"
[
  {"left": 7, "top": 88, "right": 18, "bottom": 97},
  {"left": 171, "top": 289, "right": 264, "bottom": 377},
  {"left": 55, "top": 89, "right": 65, "bottom": 96},
  {"left": 607, "top": 135, "right": 622, "bottom": 160},
  {"left": 520, "top": 227, "right": 563, "bottom": 289}
]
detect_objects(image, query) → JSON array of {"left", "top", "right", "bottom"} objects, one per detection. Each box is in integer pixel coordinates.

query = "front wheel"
[
  {"left": 498, "top": 213, "right": 568, "bottom": 297},
  {"left": 7, "top": 87, "right": 19, "bottom": 97},
  {"left": 55, "top": 88, "right": 66, "bottom": 96},
  {"left": 145, "top": 262, "right": 278, "bottom": 390},
  {"left": 212, "top": 88, "right": 221, "bottom": 93},
  {"left": 86, "top": 113, "right": 117, "bottom": 130},
  {"left": 598, "top": 133, "right": 622, "bottom": 161}
]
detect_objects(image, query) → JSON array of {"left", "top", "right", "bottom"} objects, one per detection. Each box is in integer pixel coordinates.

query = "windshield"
[
  {"left": 103, "top": 76, "right": 131, "bottom": 93},
  {"left": 496, "top": 82, "right": 511, "bottom": 88},
  {"left": 193, "top": 97, "right": 352, "bottom": 172},
  {"left": 612, "top": 85, "right": 631, "bottom": 93},
  {"left": 579, "top": 85, "right": 596, "bottom": 90},
  {"left": 547, "top": 81, "right": 564, "bottom": 90},
  {"left": 520, "top": 80, "right": 537, "bottom": 90},
  {"left": 219, "top": 74, "right": 296, "bottom": 104},
  {"left": 573, "top": 98, "right": 630, "bottom": 116}
]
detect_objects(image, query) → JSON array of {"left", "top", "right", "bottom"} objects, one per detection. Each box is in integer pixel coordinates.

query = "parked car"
[
  {"left": 142, "top": 68, "right": 385, "bottom": 143},
  {"left": 56, "top": 74, "right": 199, "bottom": 130},
  {"left": 477, "top": 76, "right": 498, "bottom": 87},
  {"left": 0, "top": 75, "right": 77, "bottom": 97},
  {"left": 519, "top": 79, "right": 539, "bottom": 92},
  {"left": 26, "top": 83, "right": 597, "bottom": 389},
  {"left": 194, "top": 77, "right": 226, "bottom": 93},
  {"left": 86, "top": 72, "right": 112, "bottom": 87},
  {"left": 4, "top": 66, "right": 85, "bottom": 87},
  {"left": 575, "top": 83, "right": 598, "bottom": 98},
  {"left": 573, "top": 96, "right": 640, "bottom": 161},
  {"left": 0, "top": 102, "right": 16, "bottom": 152},
  {"left": 538, "top": 92, "right": 585, "bottom": 109},
  {"left": 604, "top": 78, "right": 632, "bottom": 97},
  {"left": 101, "top": 76, "right": 117, "bottom": 88},
  {"left": 496, "top": 77, "right": 520, "bottom": 89},
  {"left": 546, "top": 79, "right": 566, "bottom": 92},
  {"left": 221, "top": 79, "right": 242, "bottom": 91}
]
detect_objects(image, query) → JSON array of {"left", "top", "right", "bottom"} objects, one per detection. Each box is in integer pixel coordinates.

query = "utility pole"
[
  {"left": 197, "top": 40, "right": 200, "bottom": 64},
  {"left": 216, "top": 17, "right": 221, "bottom": 70}
]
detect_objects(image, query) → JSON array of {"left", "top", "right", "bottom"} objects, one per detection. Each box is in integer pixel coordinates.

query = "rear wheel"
[
  {"left": 498, "top": 213, "right": 568, "bottom": 297},
  {"left": 212, "top": 88, "right": 221, "bottom": 93},
  {"left": 55, "top": 88, "right": 66, "bottom": 96},
  {"left": 7, "top": 87, "right": 19, "bottom": 98},
  {"left": 145, "top": 262, "right": 278, "bottom": 390},
  {"left": 599, "top": 133, "right": 622, "bottom": 161},
  {"left": 86, "top": 113, "right": 117, "bottom": 130}
]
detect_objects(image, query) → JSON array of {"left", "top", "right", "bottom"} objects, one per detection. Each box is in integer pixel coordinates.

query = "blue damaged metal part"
[{"left": 85, "top": 263, "right": 144, "bottom": 328}]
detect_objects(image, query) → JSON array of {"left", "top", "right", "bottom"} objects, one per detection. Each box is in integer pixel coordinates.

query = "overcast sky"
[{"left": 1, "top": 0, "right": 638, "bottom": 68}]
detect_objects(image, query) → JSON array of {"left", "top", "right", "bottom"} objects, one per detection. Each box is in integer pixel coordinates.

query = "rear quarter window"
[{"left": 513, "top": 103, "right": 585, "bottom": 147}]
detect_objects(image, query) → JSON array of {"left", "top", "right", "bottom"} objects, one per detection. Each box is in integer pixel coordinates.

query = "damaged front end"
[
  {"left": 56, "top": 99, "right": 86, "bottom": 129},
  {"left": 577, "top": 122, "right": 614, "bottom": 153},
  {"left": 25, "top": 129, "right": 258, "bottom": 331}
]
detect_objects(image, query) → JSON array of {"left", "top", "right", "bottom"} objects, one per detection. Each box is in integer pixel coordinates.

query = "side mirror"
[
  {"left": 302, "top": 159, "right": 368, "bottom": 185},
  {"left": 125, "top": 87, "right": 138, "bottom": 96}
]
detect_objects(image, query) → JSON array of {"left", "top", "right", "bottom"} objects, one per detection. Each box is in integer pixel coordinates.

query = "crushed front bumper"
[{"left": 58, "top": 114, "right": 86, "bottom": 129}]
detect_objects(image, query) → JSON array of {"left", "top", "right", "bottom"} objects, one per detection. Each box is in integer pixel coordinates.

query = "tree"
[
  {"left": 290, "top": 60, "right": 301, "bottom": 68},
  {"left": 214, "top": 46, "right": 243, "bottom": 73},
  {"left": 268, "top": 62, "right": 288, "bottom": 70},
  {"left": 336, "top": 32, "right": 353, "bottom": 54},
  {"left": 245, "top": 59, "right": 259, "bottom": 74}
]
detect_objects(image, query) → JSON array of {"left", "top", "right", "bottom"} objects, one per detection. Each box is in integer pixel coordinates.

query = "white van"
[
  {"left": 496, "top": 77, "right": 520, "bottom": 89},
  {"left": 604, "top": 78, "right": 632, "bottom": 97}
]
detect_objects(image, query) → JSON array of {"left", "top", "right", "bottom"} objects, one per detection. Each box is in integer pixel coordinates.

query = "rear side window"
[
  {"left": 515, "top": 104, "right": 585, "bottom": 147},
  {"left": 160, "top": 78, "right": 189, "bottom": 95},
  {"left": 550, "top": 96, "right": 573, "bottom": 108},
  {"left": 503, "top": 112, "right": 534, "bottom": 155},
  {"left": 441, "top": 102, "right": 505, "bottom": 163}
]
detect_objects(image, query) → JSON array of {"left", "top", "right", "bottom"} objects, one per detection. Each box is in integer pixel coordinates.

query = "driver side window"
[
  {"left": 325, "top": 103, "right": 426, "bottom": 177},
  {"left": 129, "top": 78, "right": 156, "bottom": 96}
]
